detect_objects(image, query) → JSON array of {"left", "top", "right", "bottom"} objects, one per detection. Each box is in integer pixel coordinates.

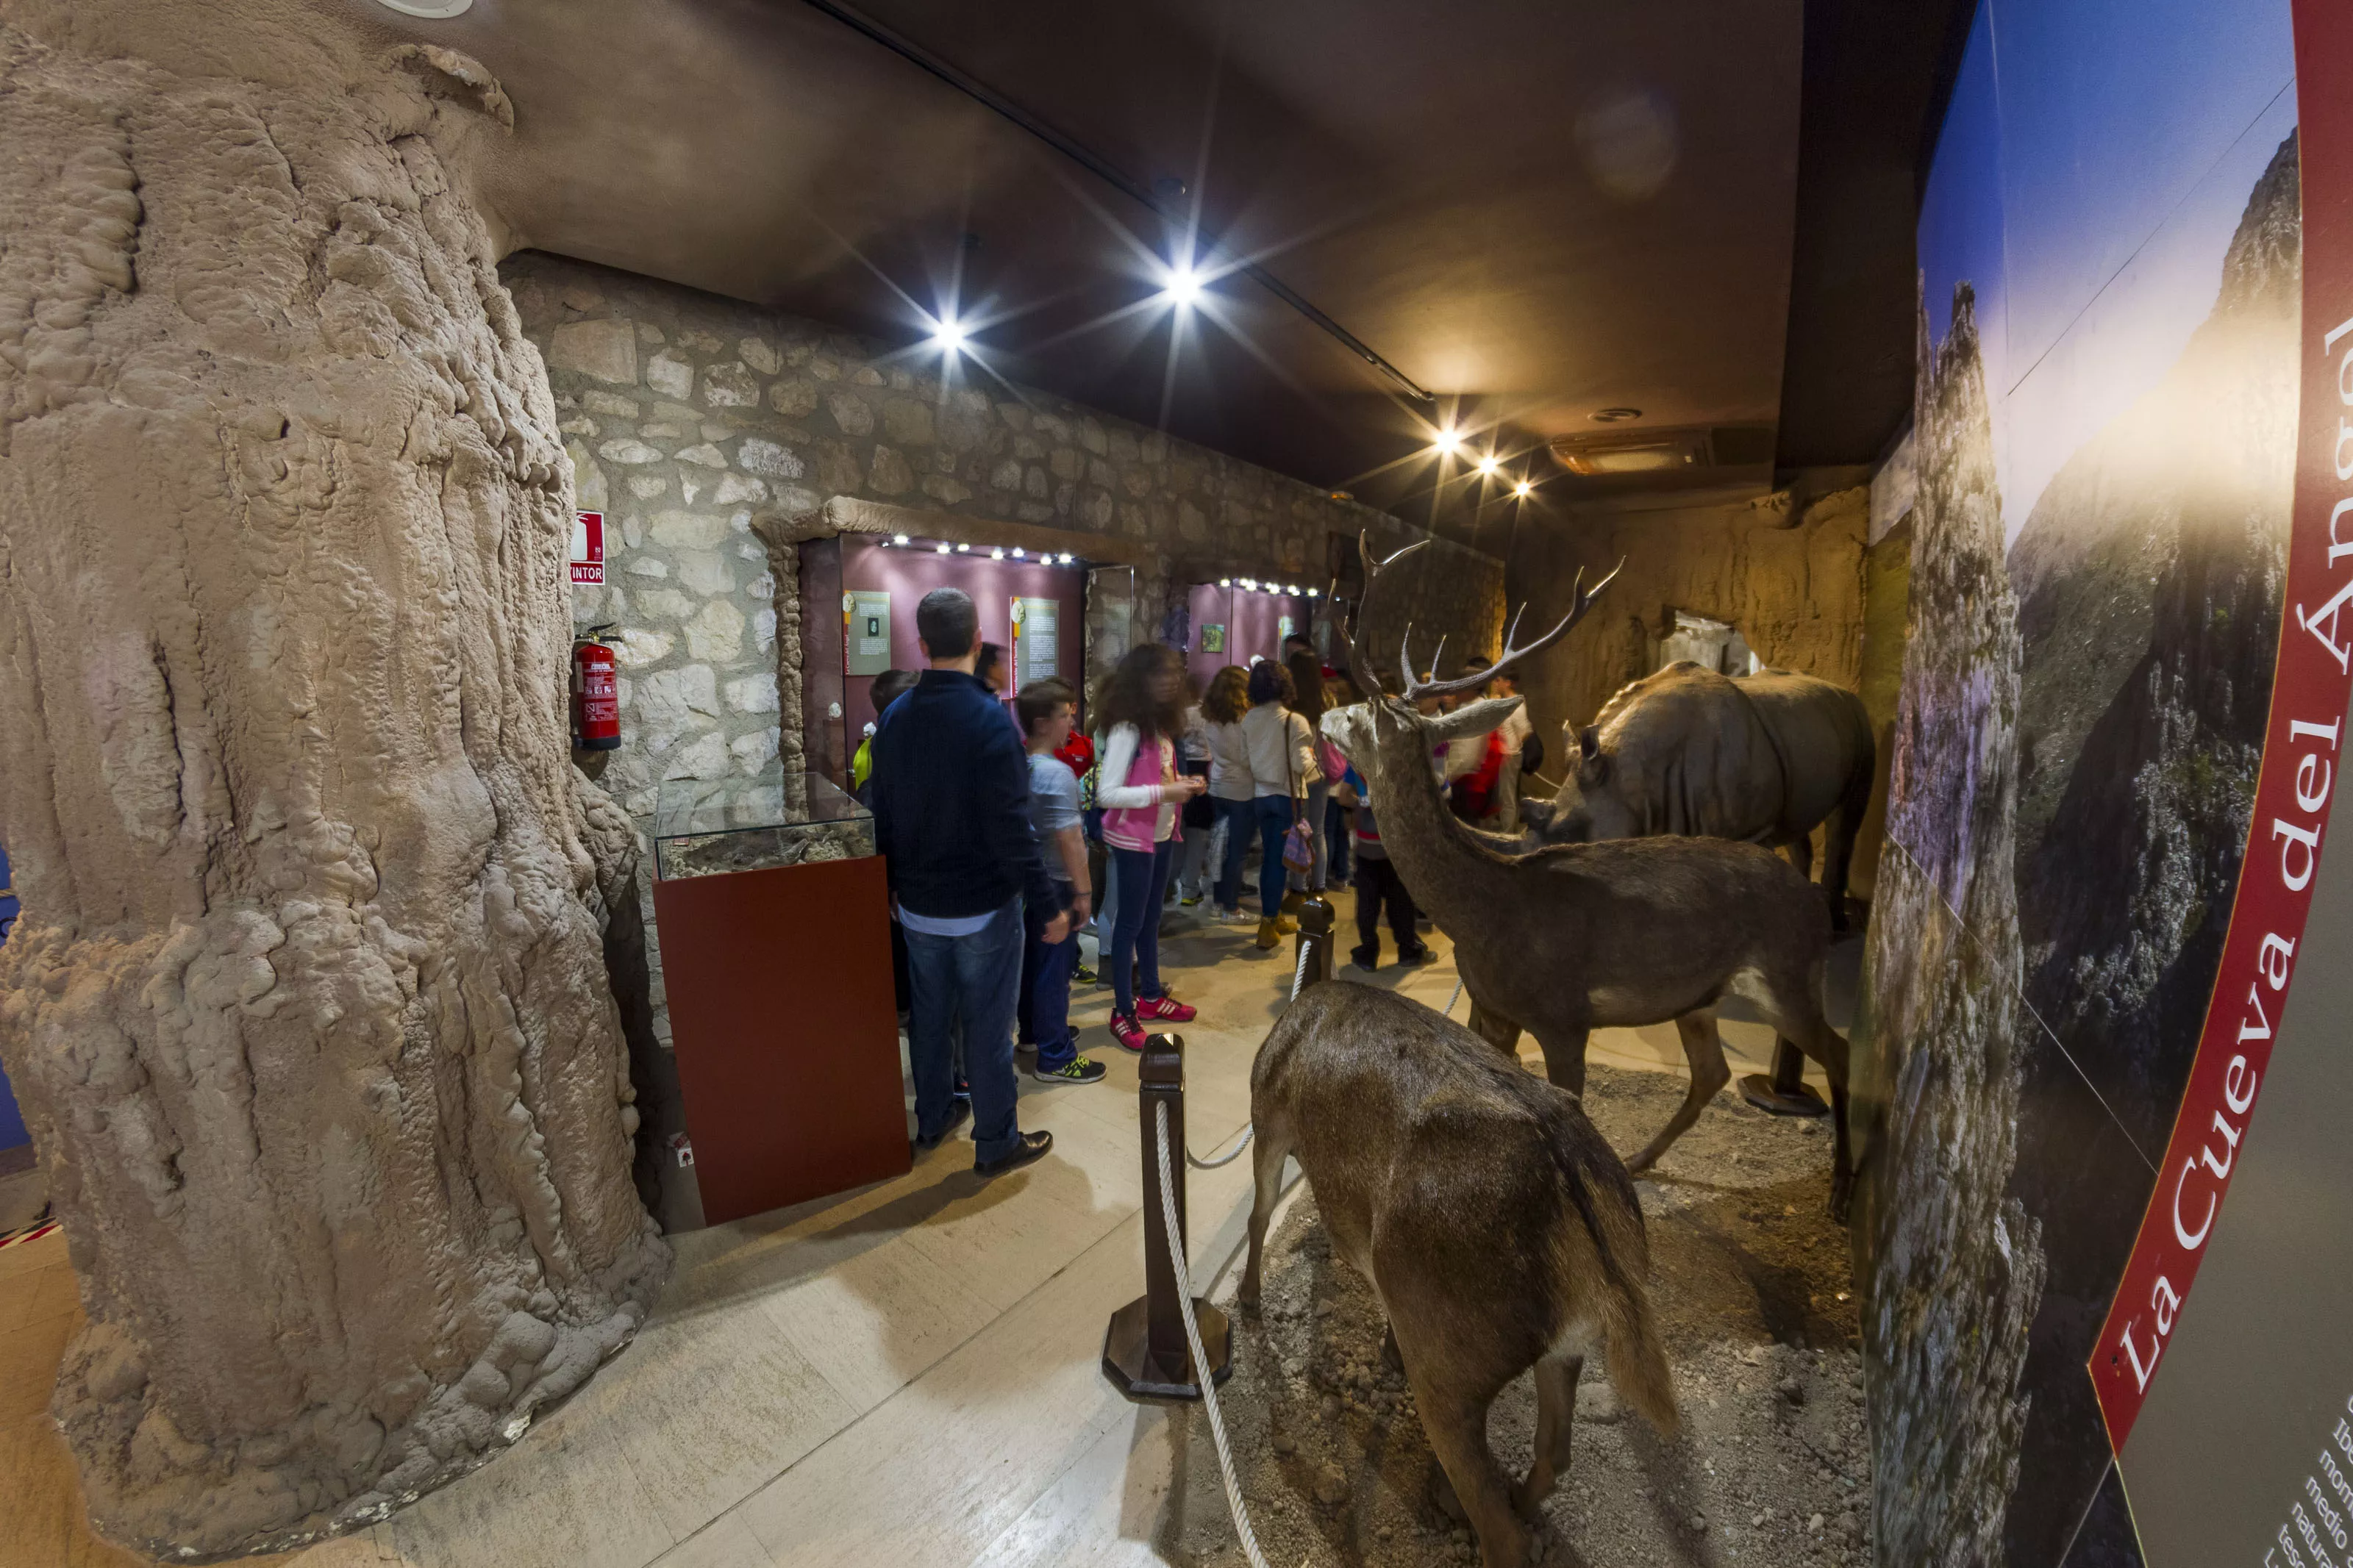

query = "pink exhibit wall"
[
  {"left": 839, "top": 540, "right": 1087, "bottom": 740},
  {"left": 1183, "top": 582, "right": 1310, "bottom": 679}
]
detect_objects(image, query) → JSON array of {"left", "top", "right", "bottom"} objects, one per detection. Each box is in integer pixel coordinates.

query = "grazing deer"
[
  {"left": 1239, "top": 982, "right": 1677, "bottom": 1568},
  {"left": 1322, "top": 535, "right": 1854, "bottom": 1214}
]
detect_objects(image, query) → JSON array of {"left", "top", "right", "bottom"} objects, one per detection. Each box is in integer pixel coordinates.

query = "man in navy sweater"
[{"left": 871, "top": 587, "right": 1070, "bottom": 1175}]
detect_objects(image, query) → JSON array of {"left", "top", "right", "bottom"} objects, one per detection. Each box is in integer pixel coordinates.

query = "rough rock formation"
[
  {"left": 0, "top": 26, "right": 666, "bottom": 1558},
  {"left": 1854, "top": 284, "right": 2044, "bottom": 1567},
  {"left": 1507, "top": 480, "right": 1869, "bottom": 751}
]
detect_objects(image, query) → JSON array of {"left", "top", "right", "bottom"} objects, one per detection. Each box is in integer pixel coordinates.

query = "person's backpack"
[{"left": 1524, "top": 728, "right": 1546, "bottom": 775}]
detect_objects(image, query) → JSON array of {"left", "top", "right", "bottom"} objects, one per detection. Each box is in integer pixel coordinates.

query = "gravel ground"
[{"left": 1157, "top": 1062, "right": 1871, "bottom": 1568}]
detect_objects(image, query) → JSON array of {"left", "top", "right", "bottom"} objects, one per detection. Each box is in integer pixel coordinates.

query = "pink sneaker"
[
  {"left": 1137, "top": 995, "right": 1196, "bottom": 1023},
  {"left": 1110, "top": 1013, "right": 1149, "bottom": 1053}
]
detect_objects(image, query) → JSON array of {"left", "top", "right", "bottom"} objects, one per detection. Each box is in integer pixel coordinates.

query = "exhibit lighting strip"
[
  {"left": 880, "top": 534, "right": 1078, "bottom": 566},
  {"left": 797, "top": 0, "right": 1435, "bottom": 404}
]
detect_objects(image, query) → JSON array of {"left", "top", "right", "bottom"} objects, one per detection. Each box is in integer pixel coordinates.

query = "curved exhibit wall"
[{"left": 1853, "top": 1, "right": 2353, "bottom": 1561}]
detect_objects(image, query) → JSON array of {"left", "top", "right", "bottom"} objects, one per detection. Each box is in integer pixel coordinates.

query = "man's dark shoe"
[
  {"left": 913, "top": 1098, "right": 971, "bottom": 1153},
  {"left": 976, "top": 1130, "right": 1054, "bottom": 1176},
  {"left": 1350, "top": 947, "right": 1379, "bottom": 973},
  {"left": 1396, "top": 945, "right": 1435, "bottom": 966}
]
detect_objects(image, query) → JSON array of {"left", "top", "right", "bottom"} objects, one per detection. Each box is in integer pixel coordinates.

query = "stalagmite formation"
[{"left": 0, "top": 24, "right": 667, "bottom": 1558}]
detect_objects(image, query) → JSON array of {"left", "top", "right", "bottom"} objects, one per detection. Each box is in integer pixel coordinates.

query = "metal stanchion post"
[
  {"left": 1102, "top": 1031, "right": 1233, "bottom": 1398},
  {"left": 1739, "top": 1038, "right": 1829, "bottom": 1117},
  {"left": 1293, "top": 892, "right": 1335, "bottom": 995}
]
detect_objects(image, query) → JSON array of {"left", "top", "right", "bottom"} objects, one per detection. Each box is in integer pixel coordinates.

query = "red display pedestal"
[{"left": 651, "top": 852, "right": 910, "bottom": 1225}]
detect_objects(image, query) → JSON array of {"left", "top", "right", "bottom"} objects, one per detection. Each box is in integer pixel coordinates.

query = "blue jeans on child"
[
  {"left": 1213, "top": 795, "right": 1256, "bottom": 912},
  {"left": 1252, "top": 796, "right": 1295, "bottom": 919},
  {"left": 1109, "top": 839, "right": 1177, "bottom": 1016},
  {"left": 1019, "top": 898, "right": 1081, "bottom": 1071},
  {"left": 902, "top": 900, "right": 1024, "bottom": 1163}
]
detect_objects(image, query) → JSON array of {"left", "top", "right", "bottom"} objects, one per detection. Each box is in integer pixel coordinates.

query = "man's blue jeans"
[{"left": 904, "top": 900, "right": 1024, "bottom": 1164}]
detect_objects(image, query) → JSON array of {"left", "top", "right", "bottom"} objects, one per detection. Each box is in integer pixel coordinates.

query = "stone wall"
[{"left": 503, "top": 252, "right": 1504, "bottom": 1050}]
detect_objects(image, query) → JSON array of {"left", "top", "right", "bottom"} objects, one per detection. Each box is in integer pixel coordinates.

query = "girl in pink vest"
[{"left": 1093, "top": 644, "right": 1207, "bottom": 1051}]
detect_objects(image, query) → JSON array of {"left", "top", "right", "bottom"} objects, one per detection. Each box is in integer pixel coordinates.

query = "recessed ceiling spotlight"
[
  {"left": 1590, "top": 407, "right": 1642, "bottom": 423},
  {"left": 929, "top": 316, "right": 969, "bottom": 355},
  {"left": 893, "top": 533, "right": 910, "bottom": 545},
  {"left": 990, "top": 548, "right": 1005, "bottom": 560},
  {"left": 1513, "top": 480, "right": 1534, "bottom": 498},
  {"left": 374, "top": 0, "right": 472, "bottom": 15},
  {"left": 1160, "top": 264, "right": 1204, "bottom": 309},
  {"left": 1477, "top": 454, "right": 1500, "bottom": 476},
  {"left": 1059, "top": 553, "right": 1074, "bottom": 565},
  {"left": 935, "top": 543, "right": 951, "bottom": 554},
  {"left": 955, "top": 543, "right": 971, "bottom": 553},
  {"left": 1219, "top": 578, "right": 1232, "bottom": 588}
]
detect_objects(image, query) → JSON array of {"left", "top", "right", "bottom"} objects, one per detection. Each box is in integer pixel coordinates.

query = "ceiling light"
[
  {"left": 956, "top": 543, "right": 970, "bottom": 553},
  {"left": 1477, "top": 454, "right": 1500, "bottom": 476},
  {"left": 1160, "top": 264, "right": 1204, "bottom": 309},
  {"left": 1307, "top": 587, "right": 1319, "bottom": 598},
  {"left": 1513, "top": 480, "right": 1534, "bottom": 498},
  {"left": 1286, "top": 584, "right": 1300, "bottom": 595},
  {"left": 1011, "top": 547, "right": 1026, "bottom": 559},
  {"left": 1240, "top": 577, "right": 1257, "bottom": 590},
  {"left": 1590, "top": 407, "right": 1641, "bottom": 423},
  {"left": 893, "top": 532, "right": 910, "bottom": 545},
  {"left": 1432, "top": 428, "right": 1462, "bottom": 456},
  {"left": 935, "top": 543, "right": 951, "bottom": 554},
  {"left": 990, "top": 548, "right": 1004, "bottom": 560},
  {"left": 1059, "top": 553, "right": 1074, "bottom": 565},
  {"left": 930, "top": 316, "right": 968, "bottom": 354},
  {"left": 374, "top": 0, "right": 472, "bottom": 14},
  {"left": 1219, "top": 578, "right": 1232, "bottom": 588}
]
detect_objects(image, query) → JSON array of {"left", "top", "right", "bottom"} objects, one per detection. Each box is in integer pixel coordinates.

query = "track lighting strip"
[{"left": 799, "top": 0, "right": 1437, "bottom": 404}]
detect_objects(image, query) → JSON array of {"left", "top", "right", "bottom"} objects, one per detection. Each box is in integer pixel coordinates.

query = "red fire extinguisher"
[{"left": 571, "top": 625, "right": 621, "bottom": 751}]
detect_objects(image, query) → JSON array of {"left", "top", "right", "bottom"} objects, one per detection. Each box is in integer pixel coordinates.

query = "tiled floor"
[{"left": 0, "top": 890, "right": 1839, "bottom": 1568}]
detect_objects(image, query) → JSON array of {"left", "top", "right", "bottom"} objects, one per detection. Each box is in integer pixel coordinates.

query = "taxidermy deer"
[
  {"left": 1321, "top": 534, "right": 1853, "bottom": 1214},
  {"left": 1525, "top": 663, "right": 1875, "bottom": 931},
  {"left": 1240, "top": 981, "right": 1677, "bottom": 1568}
]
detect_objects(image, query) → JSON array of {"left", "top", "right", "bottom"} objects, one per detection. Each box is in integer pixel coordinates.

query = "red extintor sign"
[{"left": 571, "top": 510, "right": 605, "bottom": 585}]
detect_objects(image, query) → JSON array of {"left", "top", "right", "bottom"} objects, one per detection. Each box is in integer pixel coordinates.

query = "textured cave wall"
[
  {"left": 1849, "top": 287, "right": 2042, "bottom": 1568},
  {"left": 1503, "top": 479, "right": 1869, "bottom": 770},
  {"left": 0, "top": 25, "right": 666, "bottom": 1558}
]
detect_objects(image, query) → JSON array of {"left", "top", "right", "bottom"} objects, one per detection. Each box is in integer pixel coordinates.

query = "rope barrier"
[{"left": 1154, "top": 1098, "right": 1271, "bottom": 1568}]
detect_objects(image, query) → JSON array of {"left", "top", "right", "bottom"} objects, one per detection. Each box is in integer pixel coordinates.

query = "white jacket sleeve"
[
  {"left": 1291, "top": 712, "right": 1320, "bottom": 789},
  {"left": 1093, "top": 723, "right": 1163, "bottom": 809}
]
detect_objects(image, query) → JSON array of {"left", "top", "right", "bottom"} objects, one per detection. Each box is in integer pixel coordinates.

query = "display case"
[
  {"left": 649, "top": 766, "right": 908, "bottom": 1225},
  {"left": 653, "top": 768, "right": 875, "bottom": 879}
]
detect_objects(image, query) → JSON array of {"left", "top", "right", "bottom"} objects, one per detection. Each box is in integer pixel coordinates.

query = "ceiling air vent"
[{"left": 1547, "top": 429, "right": 1708, "bottom": 476}]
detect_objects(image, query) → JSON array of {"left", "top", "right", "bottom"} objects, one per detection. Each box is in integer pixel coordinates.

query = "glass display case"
[{"left": 652, "top": 767, "right": 876, "bottom": 881}]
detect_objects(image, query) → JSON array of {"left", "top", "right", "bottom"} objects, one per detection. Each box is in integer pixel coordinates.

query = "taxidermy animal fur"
[
  {"left": 1240, "top": 982, "right": 1676, "bottom": 1568},
  {"left": 1322, "top": 534, "right": 1854, "bottom": 1214},
  {"left": 1527, "top": 663, "right": 1875, "bottom": 930}
]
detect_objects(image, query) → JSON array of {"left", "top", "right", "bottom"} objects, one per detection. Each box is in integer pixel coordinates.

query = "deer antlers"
[{"left": 1343, "top": 529, "right": 1620, "bottom": 703}]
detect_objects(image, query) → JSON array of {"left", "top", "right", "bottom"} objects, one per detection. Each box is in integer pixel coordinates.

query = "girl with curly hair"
[{"left": 1091, "top": 643, "right": 1207, "bottom": 1050}]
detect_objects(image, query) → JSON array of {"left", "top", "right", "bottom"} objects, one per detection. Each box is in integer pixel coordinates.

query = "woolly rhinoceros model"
[{"left": 1527, "top": 663, "right": 1875, "bottom": 928}]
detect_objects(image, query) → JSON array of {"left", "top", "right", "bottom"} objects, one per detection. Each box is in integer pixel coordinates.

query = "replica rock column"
[{"left": 0, "top": 29, "right": 668, "bottom": 1556}]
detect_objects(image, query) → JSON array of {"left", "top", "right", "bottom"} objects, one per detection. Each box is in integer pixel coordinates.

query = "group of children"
[{"left": 857, "top": 637, "right": 1537, "bottom": 1086}]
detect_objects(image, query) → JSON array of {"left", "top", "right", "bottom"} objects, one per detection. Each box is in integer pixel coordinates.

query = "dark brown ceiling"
[{"left": 412, "top": 0, "right": 1804, "bottom": 525}]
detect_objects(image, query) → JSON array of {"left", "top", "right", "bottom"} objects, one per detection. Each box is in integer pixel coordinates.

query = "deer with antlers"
[{"left": 1321, "top": 536, "right": 1854, "bottom": 1214}]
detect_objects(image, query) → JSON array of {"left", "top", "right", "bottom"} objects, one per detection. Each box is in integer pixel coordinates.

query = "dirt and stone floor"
[{"left": 1154, "top": 1064, "right": 1871, "bottom": 1568}]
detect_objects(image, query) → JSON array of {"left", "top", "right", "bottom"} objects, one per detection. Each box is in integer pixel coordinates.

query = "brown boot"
[
  {"left": 1280, "top": 889, "right": 1307, "bottom": 915},
  {"left": 1254, "top": 917, "right": 1282, "bottom": 951}
]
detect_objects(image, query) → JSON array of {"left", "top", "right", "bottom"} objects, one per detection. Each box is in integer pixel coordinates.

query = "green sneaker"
[
  {"left": 1074, "top": 961, "right": 1099, "bottom": 984},
  {"left": 1032, "top": 1055, "right": 1107, "bottom": 1084}
]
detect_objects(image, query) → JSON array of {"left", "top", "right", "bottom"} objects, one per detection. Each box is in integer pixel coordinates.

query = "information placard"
[{"left": 846, "top": 591, "right": 893, "bottom": 676}]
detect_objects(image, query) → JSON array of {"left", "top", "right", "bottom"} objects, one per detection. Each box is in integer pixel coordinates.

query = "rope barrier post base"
[
  {"left": 1103, "top": 1031, "right": 1233, "bottom": 1400},
  {"left": 1293, "top": 892, "right": 1335, "bottom": 995},
  {"left": 1739, "top": 1038, "right": 1829, "bottom": 1117}
]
